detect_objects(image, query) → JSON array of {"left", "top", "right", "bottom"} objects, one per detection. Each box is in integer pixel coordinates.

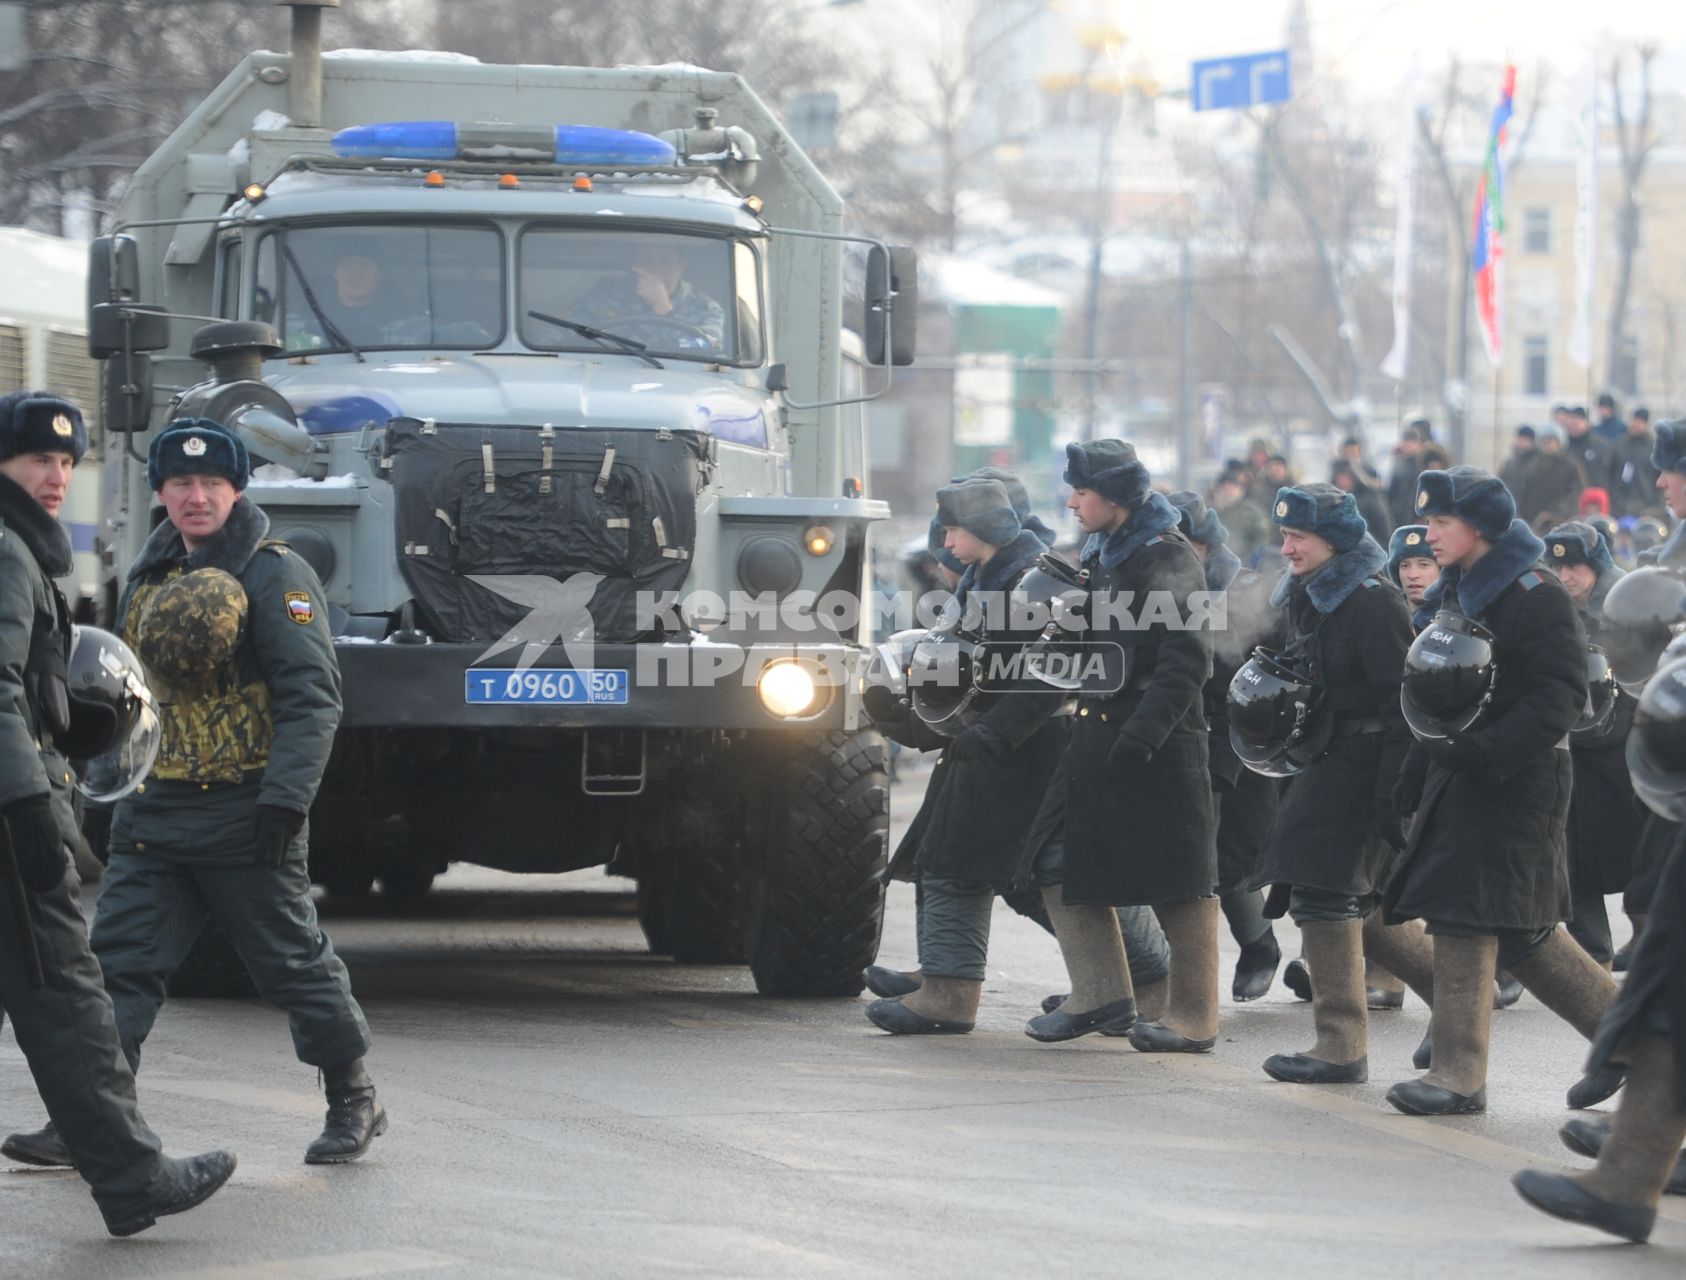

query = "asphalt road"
[{"left": 3, "top": 761, "right": 1683, "bottom": 1277}]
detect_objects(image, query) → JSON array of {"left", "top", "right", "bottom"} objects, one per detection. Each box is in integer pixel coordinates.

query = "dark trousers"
[
  {"left": 93, "top": 844, "right": 371, "bottom": 1073},
  {"left": 0, "top": 858, "right": 161, "bottom": 1220}
]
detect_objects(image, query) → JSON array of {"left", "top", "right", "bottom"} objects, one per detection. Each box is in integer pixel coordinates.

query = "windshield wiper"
[
  {"left": 526, "top": 309, "right": 663, "bottom": 369},
  {"left": 282, "top": 242, "right": 365, "bottom": 363}
]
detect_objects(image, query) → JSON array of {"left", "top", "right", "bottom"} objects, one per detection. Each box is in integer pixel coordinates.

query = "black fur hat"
[
  {"left": 1063, "top": 439, "right": 1150, "bottom": 509},
  {"left": 1651, "top": 420, "right": 1686, "bottom": 476},
  {"left": 1270, "top": 482, "right": 1366, "bottom": 552},
  {"left": 935, "top": 477, "right": 1022, "bottom": 548},
  {"left": 0, "top": 390, "right": 88, "bottom": 464},
  {"left": 926, "top": 514, "right": 963, "bottom": 574},
  {"left": 966, "top": 465, "right": 1057, "bottom": 545},
  {"left": 1544, "top": 520, "right": 1614, "bottom": 572},
  {"left": 147, "top": 417, "right": 249, "bottom": 492},
  {"left": 1414, "top": 465, "right": 1514, "bottom": 540},
  {"left": 1168, "top": 489, "right": 1228, "bottom": 547}
]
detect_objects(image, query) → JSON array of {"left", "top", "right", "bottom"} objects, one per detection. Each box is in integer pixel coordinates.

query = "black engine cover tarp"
[{"left": 384, "top": 417, "right": 707, "bottom": 644}]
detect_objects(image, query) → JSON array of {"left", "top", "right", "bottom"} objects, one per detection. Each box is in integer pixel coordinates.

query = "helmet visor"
[{"left": 76, "top": 690, "right": 161, "bottom": 803}]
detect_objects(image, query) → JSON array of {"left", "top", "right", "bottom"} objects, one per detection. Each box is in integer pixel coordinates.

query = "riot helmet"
[
  {"left": 1401, "top": 612, "right": 1498, "bottom": 744},
  {"left": 862, "top": 628, "right": 925, "bottom": 726},
  {"left": 907, "top": 625, "right": 981, "bottom": 737},
  {"left": 133, "top": 567, "right": 248, "bottom": 682},
  {"left": 1227, "top": 646, "right": 1333, "bottom": 777},
  {"left": 61, "top": 626, "right": 160, "bottom": 803},
  {"left": 1571, "top": 645, "right": 1619, "bottom": 740},
  {"left": 1013, "top": 552, "right": 1095, "bottom": 692},
  {"left": 1627, "top": 655, "right": 1686, "bottom": 820},
  {"left": 1601, "top": 566, "right": 1686, "bottom": 693}
]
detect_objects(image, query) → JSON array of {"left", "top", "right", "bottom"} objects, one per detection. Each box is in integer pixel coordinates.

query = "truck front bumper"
[{"left": 334, "top": 640, "right": 864, "bottom": 731}]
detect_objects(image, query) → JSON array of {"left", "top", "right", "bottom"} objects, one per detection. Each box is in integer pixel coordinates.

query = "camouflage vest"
[{"left": 123, "top": 545, "right": 286, "bottom": 783}]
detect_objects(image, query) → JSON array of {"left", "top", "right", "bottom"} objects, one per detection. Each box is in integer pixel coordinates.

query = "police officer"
[
  {"left": 1386, "top": 525, "right": 1438, "bottom": 614},
  {"left": 5, "top": 417, "right": 384, "bottom": 1165},
  {"left": 1023, "top": 441, "right": 1220, "bottom": 1052},
  {"left": 1169, "top": 489, "right": 1284, "bottom": 1001},
  {"left": 1385, "top": 467, "right": 1613, "bottom": 1115},
  {"left": 868, "top": 479, "right": 1071, "bottom": 1033},
  {"left": 1547, "top": 522, "right": 1643, "bottom": 969},
  {"left": 1514, "top": 661, "right": 1686, "bottom": 1243},
  {"left": 1245, "top": 485, "right": 1433, "bottom": 1084},
  {"left": 0, "top": 390, "right": 235, "bottom": 1235}
]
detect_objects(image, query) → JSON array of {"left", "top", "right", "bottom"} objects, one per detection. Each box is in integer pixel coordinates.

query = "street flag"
[
  {"left": 1568, "top": 56, "right": 1599, "bottom": 369},
  {"left": 1381, "top": 61, "right": 1420, "bottom": 383},
  {"left": 1473, "top": 65, "right": 1516, "bottom": 368}
]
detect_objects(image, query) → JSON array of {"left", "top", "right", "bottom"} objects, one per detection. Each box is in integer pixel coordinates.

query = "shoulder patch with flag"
[{"left": 284, "top": 590, "right": 315, "bottom": 625}]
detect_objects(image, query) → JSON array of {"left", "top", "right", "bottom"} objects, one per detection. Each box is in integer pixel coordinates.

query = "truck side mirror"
[
  {"left": 88, "top": 235, "right": 140, "bottom": 309},
  {"left": 864, "top": 245, "right": 917, "bottom": 367},
  {"left": 88, "top": 303, "right": 170, "bottom": 360},
  {"left": 102, "top": 353, "right": 154, "bottom": 434}
]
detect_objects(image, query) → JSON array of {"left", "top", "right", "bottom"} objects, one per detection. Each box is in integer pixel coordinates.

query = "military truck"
[{"left": 86, "top": 0, "right": 916, "bottom": 996}]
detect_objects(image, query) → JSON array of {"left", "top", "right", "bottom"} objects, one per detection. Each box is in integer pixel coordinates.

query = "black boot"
[
  {"left": 1493, "top": 973, "right": 1524, "bottom": 1009},
  {"left": 304, "top": 1060, "right": 388, "bottom": 1165},
  {"left": 1282, "top": 957, "right": 1312, "bottom": 1001},
  {"left": 1232, "top": 930, "right": 1281, "bottom": 1003},
  {"left": 104, "top": 1151, "right": 237, "bottom": 1237},
  {"left": 2, "top": 1120, "right": 72, "bottom": 1168},
  {"left": 862, "top": 966, "right": 922, "bottom": 999},
  {"left": 1567, "top": 1064, "right": 1627, "bottom": 1111},
  {"left": 1560, "top": 1117, "right": 1686, "bottom": 1196}
]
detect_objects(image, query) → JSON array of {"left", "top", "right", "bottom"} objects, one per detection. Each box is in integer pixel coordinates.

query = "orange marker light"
[
  {"left": 573, "top": 176, "right": 593, "bottom": 192},
  {"left": 424, "top": 171, "right": 445, "bottom": 187},
  {"left": 498, "top": 173, "right": 521, "bottom": 189}
]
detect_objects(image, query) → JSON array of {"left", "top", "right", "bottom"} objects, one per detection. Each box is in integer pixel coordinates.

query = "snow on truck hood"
[{"left": 263, "top": 352, "right": 770, "bottom": 446}]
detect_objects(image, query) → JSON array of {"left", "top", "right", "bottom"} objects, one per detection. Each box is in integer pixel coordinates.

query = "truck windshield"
[
  {"left": 254, "top": 223, "right": 504, "bottom": 355},
  {"left": 518, "top": 228, "right": 761, "bottom": 365}
]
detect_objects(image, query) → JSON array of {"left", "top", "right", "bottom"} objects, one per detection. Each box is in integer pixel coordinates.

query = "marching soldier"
[
  {"left": 1022, "top": 441, "right": 1220, "bottom": 1052},
  {"left": 5, "top": 417, "right": 385, "bottom": 1166},
  {"left": 1546, "top": 522, "right": 1643, "bottom": 970},
  {"left": 1244, "top": 485, "right": 1434, "bottom": 1084},
  {"left": 0, "top": 390, "right": 234, "bottom": 1235},
  {"left": 1385, "top": 467, "right": 1613, "bottom": 1115},
  {"left": 1169, "top": 489, "right": 1284, "bottom": 1002}
]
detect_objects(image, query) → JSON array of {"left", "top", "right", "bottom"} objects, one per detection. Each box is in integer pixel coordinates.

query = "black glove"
[
  {"left": 1373, "top": 798, "right": 1407, "bottom": 851},
  {"left": 3, "top": 796, "right": 66, "bottom": 893},
  {"left": 1423, "top": 735, "right": 1485, "bottom": 773},
  {"left": 254, "top": 805, "right": 306, "bottom": 869},
  {"left": 1390, "top": 774, "right": 1422, "bottom": 819},
  {"left": 1108, "top": 729, "right": 1155, "bottom": 768},
  {"left": 81, "top": 806, "right": 113, "bottom": 864},
  {"left": 948, "top": 724, "right": 1007, "bottom": 764}
]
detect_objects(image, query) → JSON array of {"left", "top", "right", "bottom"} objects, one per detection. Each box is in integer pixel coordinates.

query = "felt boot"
[
  {"left": 1514, "top": 1037, "right": 1686, "bottom": 1244},
  {"left": 1507, "top": 926, "right": 1624, "bottom": 1107},
  {"left": 1129, "top": 897, "right": 1219, "bottom": 1053},
  {"left": 1360, "top": 914, "right": 1435, "bottom": 1006},
  {"left": 1386, "top": 933, "right": 1494, "bottom": 1115},
  {"left": 1233, "top": 929, "right": 1281, "bottom": 1003},
  {"left": 1134, "top": 977, "right": 1169, "bottom": 1023},
  {"left": 1283, "top": 956, "right": 1313, "bottom": 1001},
  {"left": 1493, "top": 972, "right": 1524, "bottom": 1009},
  {"left": 1560, "top": 1115, "right": 1686, "bottom": 1196},
  {"left": 1025, "top": 888, "right": 1135, "bottom": 1042},
  {"left": 863, "top": 966, "right": 923, "bottom": 998},
  {"left": 867, "top": 975, "right": 979, "bottom": 1035},
  {"left": 1263, "top": 919, "right": 1368, "bottom": 1084},
  {"left": 1365, "top": 962, "right": 1405, "bottom": 1010}
]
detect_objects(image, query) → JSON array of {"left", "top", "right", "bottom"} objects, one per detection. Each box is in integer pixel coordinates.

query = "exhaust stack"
[{"left": 277, "top": 0, "right": 339, "bottom": 129}]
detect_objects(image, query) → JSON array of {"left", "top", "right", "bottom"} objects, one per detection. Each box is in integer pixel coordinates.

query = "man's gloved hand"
[
  {"left": 1390, "top": 773, "right": 1423, "bottom": 819},
  {"left": 3, "top": 796, "right": 66, "bottom": 892},
  {"left": 1374, "top": 798, "right": 1408, "bottom": 851},
  {"left": 1108, "top": 730, "right": 1155, "bottom": 768},
  {"left": 947, "top": 723, "right": 1007, "bottom": 764},
  {"left": 81, "top": 806, "right": 113, "bottom": 864},
  {"left": 254, "top": 805, "right": 306, "bottom": 869}
]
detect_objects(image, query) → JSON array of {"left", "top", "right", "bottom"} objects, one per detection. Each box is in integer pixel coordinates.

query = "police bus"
[{"left": 0, "top": 226, "right": 104, "bottom": 610}]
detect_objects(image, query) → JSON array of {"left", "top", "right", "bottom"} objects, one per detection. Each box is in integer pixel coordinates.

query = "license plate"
[{"left": 465, "top": 668, "right": 629, "bottom": 705}]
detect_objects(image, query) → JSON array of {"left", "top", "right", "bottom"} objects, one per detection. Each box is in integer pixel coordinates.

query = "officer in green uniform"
[
  {"left": 0, "top": 390, "right": 235, "bottom": 1235},
  {"left": 5, "top": 416, "right": 385, "bottom": 1166}
]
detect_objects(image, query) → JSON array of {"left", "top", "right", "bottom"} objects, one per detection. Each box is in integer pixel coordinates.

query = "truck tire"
[
  {"left": 637, "top": 846, "right": 747, "bottom": 964},
  {"left": 166, "top": 922, "right": 258, "bottom": 999},
  {"left": 378, "top": 860, "right": 437, "bottom": 900},
  {"left": 747, "top": 728, "right": 889, "bottom": 997}
]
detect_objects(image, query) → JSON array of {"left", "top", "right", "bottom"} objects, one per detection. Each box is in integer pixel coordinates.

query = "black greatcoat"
[
  {"left": 1248, "top": 538, "right": 1414, "bottom": 901},
  {"left": 1025, "top": 493, "right": 1217, "bottom": 906},
  {"left": 1583, "top": 830, "right": 1686, "bottom": 1108},
  {"left": 889, "top": 529, "right": 1068, "bottom": 887},
  {"left": 1566, "top": 562, "right": 1645, "bottom": 897},
  {"left": 1625, "top": 523, "right": 1686, "bottom": 914},
  {"left": 1203, "top": 548, "right": 1284, "bottom": 887},
  {"left": 1384, "top": 521, "right": 1588, "bottom": 931}
]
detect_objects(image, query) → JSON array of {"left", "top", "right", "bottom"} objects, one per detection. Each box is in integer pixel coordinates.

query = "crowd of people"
[
  {"left": 876, "top": 410, "right": 1686, "bottom": 1246},
  {"left": 1210, "top": 397, "right": 1674, "bottom": 575}
]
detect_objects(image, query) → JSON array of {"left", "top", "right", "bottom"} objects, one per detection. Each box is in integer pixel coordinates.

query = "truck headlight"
[{"left": 758, "top": 659, "right": 822, "bottom": 718}]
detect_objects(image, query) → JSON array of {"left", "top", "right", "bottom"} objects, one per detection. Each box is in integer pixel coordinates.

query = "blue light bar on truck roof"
[{"left": 330, "top": 121, "right": 679, "bottom": 166}]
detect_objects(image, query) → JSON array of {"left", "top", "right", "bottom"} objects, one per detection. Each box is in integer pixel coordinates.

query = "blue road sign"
[{"left": 1191, "top": 50, "right": 1291, "bottom": 112}]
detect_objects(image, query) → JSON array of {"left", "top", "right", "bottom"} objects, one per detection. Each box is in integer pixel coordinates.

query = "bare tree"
[{"left": 1605, "top": 42, "right": 1659, "bottom": 390}]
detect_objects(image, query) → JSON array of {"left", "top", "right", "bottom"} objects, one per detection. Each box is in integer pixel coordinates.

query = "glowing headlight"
[{"left": 758, "top": 660, "right": 819, "bottom": 718}]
